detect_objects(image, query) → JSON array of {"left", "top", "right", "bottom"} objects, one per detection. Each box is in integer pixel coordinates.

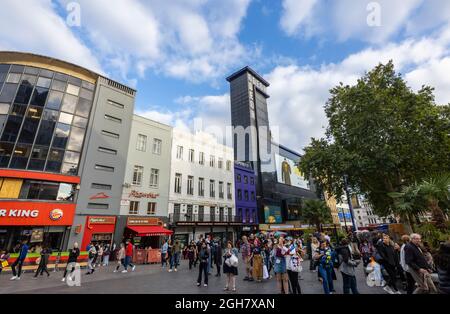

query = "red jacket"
[{"left": 126, "top": 243, "right": 133, "bottom": 257}]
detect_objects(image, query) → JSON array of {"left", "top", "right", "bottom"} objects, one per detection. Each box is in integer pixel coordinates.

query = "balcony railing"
[{"left": 170, "top": 214, "right": 242, "bottom": 223}]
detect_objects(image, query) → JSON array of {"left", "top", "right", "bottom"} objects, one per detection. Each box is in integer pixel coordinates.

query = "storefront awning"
[{"left": 127, "top": 225, "right": 173, "bottom": 237}]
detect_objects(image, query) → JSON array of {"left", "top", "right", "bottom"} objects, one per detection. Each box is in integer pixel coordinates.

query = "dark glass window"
[
  {"left": 46, "top": 90, "right": 64, "bottom": 110},
  {"left": 19, "top": 181, "right": 41, "bottom": 199},
  {"left": 26, "top": 106, "right": 43, "bottom": 119},
  {"left": 9, "top": 144, "right": 32, "bottom": 169},
  {"left": 10, "top": 104, "right": 27, "bottom": 116},
  {"left": 0, "top": 142, "right": 14, "bottom": 167},
  {"left": 0, "top": 83, "right": 18, "bottom": 103},
  {"left": 61, "top": 94, "right": 77, "bottom": 113},
  {"left": 39, "top": 182, "right": 59, "bottom": 200},
  {"left": 24, "top": 67, "right": 39, "bottom": 75},
  {"left": 79, "top": 89, "right": 93, "bottom": 101},
  {"left": 45, "top": 149, "right": 64, "bottom": 172},
  {"left": 67, "top": 76, "right": 82, "bottom": 86},
  {"left": 18, "top": 117, "right": 40, "bottom": 144},
  {"left": 39, "top": 70, "right": 54, "bottom": 79},
  {"left": 28, "top": 146, "right": 49, "bottom": 171},
  {"left": 75, "top": 97, "right": 91, "bottom": 117},
  {"left": 67, "top": 126, "right": 84, "bottom": 152},
  {"left": 1, "top": 115, "right": 23, "bottom": 142},
  {"left": 52, "top": 123, "right": 70, "bottom": 149},
  {"left": 35, "top": 120, "right": 56, "bottom": 146},
  {"left": 81, "top": 80, "right": 95, "bottom": 91},
  {"left": 54, "top": 73, "right": 68, "bottom": 81},
  {"left": 30, "top": 87, "right": 49, "bottom": 107},
  {"left": 14, "top": 82, "right": 34, "bottom": 105},
  {"left": 0, "top": 64, "right": 11, "bottom": 73},
  {"left": 0, "top": 115, "right": 7, "bottom": 135},
  {"left": 10, "top": 65, "right": 24, "bottom": 73}
]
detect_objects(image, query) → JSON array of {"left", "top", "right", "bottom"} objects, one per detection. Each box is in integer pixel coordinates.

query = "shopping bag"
[
  {"left": 263, "top": 264, "right": 269, "bottom": 279},
  {"left": 230, "top": 254, "right": 238, "bottom": 267},
  {"left": 366, "top": 272, "right": 376, "bottom": 287},
  {"left": 1, "top": 260, "right": 8, "bottom": 268}
]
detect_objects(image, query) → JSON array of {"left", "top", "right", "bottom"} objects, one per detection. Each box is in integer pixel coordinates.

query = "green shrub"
[{"left": 416, "top": 222, "right": 450, "bottom": 251}]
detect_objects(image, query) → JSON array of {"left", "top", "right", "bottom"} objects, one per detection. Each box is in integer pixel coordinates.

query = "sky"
[{"left": 1, "top": 0, "right": 450, "bottom": 153}]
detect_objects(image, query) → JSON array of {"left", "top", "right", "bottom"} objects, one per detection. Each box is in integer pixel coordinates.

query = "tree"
[
  {"left": 302, "top": 199, "right": 332, "bottom": 231},
  {"left": 299, "top": 61, "right": 450, "bottom": 217}
]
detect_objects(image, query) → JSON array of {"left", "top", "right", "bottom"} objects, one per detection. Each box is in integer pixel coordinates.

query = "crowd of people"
[{"left": 1, "top": 231, "right": 449, "bottom": 295}]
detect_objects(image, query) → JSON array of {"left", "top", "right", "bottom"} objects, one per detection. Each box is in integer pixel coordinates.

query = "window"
[
  {"left": 250, "top": 177, "right": 255, "bottom": 185},
  {"left": 107, "top": 100, "right": 124, "bottom": 109},
  {"left": 198, "top": 178, "right": 205, "bottom": 197},
  {"left": 101, "top": 130, "right": 119, "bottom": 139},
  {"left": 132, "top": 166, "right": 144, "bottom": 185},
  {"left": 199, "top": 152, "right": 205, "bottom": 165},
  {"left": 66, "top": 84, "right": 80, "bottom": 96},
  {"left": 98, "top": 147, "right": 117, "bottom": 155},
  {"left": 227, "top": 183, "right": 232, "bottom": 200},
  {"left": 244, "top": 190, "right": 249, "bottom": 201},
  {"left": 237, "top": 189, "right": 242, "bottom": 200},
  {"left": 52, "top": 123, "right": 70, "bottom": 149},
  {"left": 87, "top": 203, "right": 109, "bottom": 210},
  {"left": 104, "top": 114, "right": 122, "bottom": 124},
  {"left": 150, "top": 169, "right": 159, "bottom": 188},
  {"left": 136, "top": 134, "right": 147, "bottom": 152},
  {"left": 176, "top": 146, "right": 183, "bottom": 160},
  {"left": 219, "top": 182, "right": 224, "bottom": 199},
  {"left": 210, "top": 155, "right": 215, "bottom": 167},
  {"left": 129, "top": 201, "right": 139, "bottom": 215},
  {"left": 174, "top": 173, "right": 182, "bottom": 194},
  {"left": 251, "top": 191, "right": 255, "bottom": 201},
  {"left": 153, "top": 138, "right": 162, "bottom": 155},
  {"left": 218, "top": 158, "right": 223, "bottom": 169},
  {"left": 189, "top": 149, "right": 195, "bottom": 163},
  {"left": 147, "top": 202, "right": 157, "bottom": 215},
  {"left": 187, "top": 176, "right": 194, "bottom": 195},
  {"left": 236, "top": 174, "right": 241, "bottom": 182},
  {"left": 244, "top": 176, "right": 248, "bottom": 184},
  {"left": 91, "top": 183, "right": 112, "bottom": 190},
  {"left": 95, "top": 164, "right": 114, "bottom": 172},
  {"left": 210, "top": 180, "right": 215, "bottom": 198},
  {"left": 226, "top": 160, "right": 231, "bottom": 171}
]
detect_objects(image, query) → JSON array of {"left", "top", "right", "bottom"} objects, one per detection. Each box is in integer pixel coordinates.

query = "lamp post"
[{"left": 343, "top": 174, "right": 358, "bottom": 232}]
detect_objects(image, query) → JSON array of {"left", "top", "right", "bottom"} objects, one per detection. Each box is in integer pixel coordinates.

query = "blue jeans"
[
  {"left": 161, "top": 252, "right": 167, "bottom": 267},
  {"left": 124, "top": 256, "right": 134, "bottom": 270},
  {"left": 170, "top": 252, "right": 180, "bottom": 269},
  {"left": 342, "top": 272, "right": 359, "bottom": 294},
  {"left": 318, "top": 265, "right": 334, "bottom": 294}
]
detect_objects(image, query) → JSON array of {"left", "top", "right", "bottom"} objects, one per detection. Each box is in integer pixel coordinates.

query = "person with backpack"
[
  {"left": 10, "top": 239, "right": 29, "bottom": 281},
  {"left": 337, "top": 239, "right": 360, "bottom": 294},
  {"left": 314, "top": 241, "right": 335, "bottom": 294},
  {"left": 223, "top": 241, "right": 239, "bottom": 292},
  {"left": 62, "top": 242, "right": 80, "bottom": 282}
]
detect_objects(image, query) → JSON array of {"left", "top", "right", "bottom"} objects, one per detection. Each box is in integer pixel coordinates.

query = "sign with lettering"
[
  {"left": 127, "top": 217, "right": 162, "bottom": 226},
  {"left": 0, "top": 202, "right": 76, "bottom": 226},
  {"left": 129, "top": 190, "right": 159, "bottom": 199},
  {"left": 89, "top": 192, "right": 110, "bottom": 200},
  {"left": 89, "top": 217, "right": 116, "bottom": 225}
]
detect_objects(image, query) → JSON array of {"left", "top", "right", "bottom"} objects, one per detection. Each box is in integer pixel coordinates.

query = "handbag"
[
  {"left": 263, "top": 264, "right": 269, "bottom": 279},
  {"left": 230, "top": 254, "right": 238, "bottom": 267},
  {"left": 289, "top": 255, "right": 302, "bottom": 272}
]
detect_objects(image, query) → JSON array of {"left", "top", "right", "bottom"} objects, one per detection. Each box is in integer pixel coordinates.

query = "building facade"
[
  {"left": 227, "top": 67, "right": 318, "bottom": 232},
  {"left": 168, "top": 129, "right": 239, "bottom": 247},
  {"left": 234, "top": 161, "right": 258, "bottom": 235},
  {"left": 118, "top": 115, "right": 173, "bottom": 248},
  {"left": 0, "top": 52, "right": 135, "bottom": 251}
]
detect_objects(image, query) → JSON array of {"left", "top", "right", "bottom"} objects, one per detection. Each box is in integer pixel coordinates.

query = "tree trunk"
[{"left": 429, "top": 199, "right": 447, "bottom": 230}]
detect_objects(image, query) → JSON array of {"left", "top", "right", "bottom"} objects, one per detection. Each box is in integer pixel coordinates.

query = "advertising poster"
[
  {"left": 264, "top": 205, "right": 282, "bottom": 224},
  {"left": 275, "top": 154, "right": 309, "bottom": 189}
]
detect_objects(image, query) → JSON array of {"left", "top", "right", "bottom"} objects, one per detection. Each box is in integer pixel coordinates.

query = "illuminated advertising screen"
[
  {"left": 275, "top": 154, "right": 309, "bottom": 189},
  {"left": 264, "top": 205, "right": 282, "bottom": 224}
]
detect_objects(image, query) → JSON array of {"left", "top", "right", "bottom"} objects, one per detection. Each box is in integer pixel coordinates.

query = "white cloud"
[
  {"left": 0, "top": 0, "right": 102, "bottom": 73},
  {"left": 280, "top": 0, "right": 318, "bottom": 36}
]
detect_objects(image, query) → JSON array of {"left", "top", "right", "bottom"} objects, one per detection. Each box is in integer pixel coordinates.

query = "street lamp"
[{"left": 343, "top": 174, "right": 358, "bottom": 232}]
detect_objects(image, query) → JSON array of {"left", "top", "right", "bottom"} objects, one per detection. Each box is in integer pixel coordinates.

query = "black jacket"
[
  {"left": 437, "top": 267, "right": 450, "bottom": 294},
  {"left": 377, "top": 243, "right": 399, "bottom": 267},
  {"left": 404, "top": 242, "right": 430, "bottom": 271},
  {"left": 214, "top": 245, "right": 223, "bottom": 264},
  {"left": 68, "top": 248, "right": 80, "bottom": 263}
]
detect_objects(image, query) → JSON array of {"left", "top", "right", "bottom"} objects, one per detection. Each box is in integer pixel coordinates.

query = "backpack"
[{"left": 333, "top": 251, "right": 342, "bottom": 268}]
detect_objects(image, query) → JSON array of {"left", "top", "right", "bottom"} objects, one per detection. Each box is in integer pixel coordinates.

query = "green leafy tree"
[
  {"left": 299, "top": 61, "right": 450, "bottom": 218},
  {"left": 302, "top": 199, "right": 332, "bottom": 231}
]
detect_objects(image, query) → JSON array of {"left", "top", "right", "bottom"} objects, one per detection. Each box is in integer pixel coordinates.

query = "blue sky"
[{"left": 1, "top": 0, "right": 450, "bottom": 152}]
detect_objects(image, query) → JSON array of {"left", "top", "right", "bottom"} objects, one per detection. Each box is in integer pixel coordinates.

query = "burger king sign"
[{"left": 49, "top": 208, "right": 64, "bottom": 221}]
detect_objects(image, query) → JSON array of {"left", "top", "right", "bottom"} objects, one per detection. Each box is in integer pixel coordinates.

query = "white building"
[
  {"left": 168, "top": 129, "right": 237, "bottom": 247},
  {"left": 336, "top": 194, "right": 382, "bottom": 228},
  {"left": 119, "top": 115, "right": 173, "bottom": 248}
]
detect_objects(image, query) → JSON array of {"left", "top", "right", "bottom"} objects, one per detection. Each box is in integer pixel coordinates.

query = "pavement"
[{"left": 0, "top": 259, "right": 388, "bottom": 294}]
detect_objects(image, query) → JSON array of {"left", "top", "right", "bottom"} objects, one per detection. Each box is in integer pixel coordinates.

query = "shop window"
[
  {"left": 52, "top": 123, "right": 70, "bottom": 149},
  {"left": 30, "top": 87, "right": 49, "bottom": 107}
]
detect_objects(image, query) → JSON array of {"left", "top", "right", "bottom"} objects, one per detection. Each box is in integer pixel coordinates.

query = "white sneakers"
[
  {"left": 10, "top": 276, "right": 20, "bottom": 281},
  {"left": 61, "top": 278, "right": 66, "bottom": 282},
  {"left": 122, "top": 270, "right": 128, "bottom": 273},
  {"left": 204, "top": 284, "right": 208, "bottom": 287},
  {"left": 174, "top": 268, "right": 178, "bottom": 272},
  {"left": 383, "top": 286, "right": 395, "bottom": 294},
  {"left": 132, "top": 265, "right": 136, "bottom": 272},
  {"left": 168, "top": 269, "right": 173, "bottom": 272}
]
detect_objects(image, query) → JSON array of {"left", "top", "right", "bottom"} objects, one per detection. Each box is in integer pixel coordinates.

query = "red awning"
[{"left": 127, "top": 225, "right": 173, "bottom": 237}]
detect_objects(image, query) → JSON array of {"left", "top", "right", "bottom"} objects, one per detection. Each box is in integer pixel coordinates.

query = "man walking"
[
  {"left": 123, "top": 239, "right": 136, "bottom": 273},
  {"left": 337, "top": 239, "right": 360, "bottom": 294},
  {"left": 405, "top": 233, "right": 437, "bottom": 294},
  {"left": 10, "top": 239, "right": 29, "bottom": 281},
  {"left": 161, "top": 239, "right": 169, "bottom": 268},
  {"left": 377, "top": 234, "right": 401, "bottom": 294}
]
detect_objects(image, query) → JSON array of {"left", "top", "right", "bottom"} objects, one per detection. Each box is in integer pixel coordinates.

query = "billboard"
[
  {"left": 264, "top": 205, "right": 282, "bottom": 224},
  {"left": 275, "top": 154, "right": 309, "bottom": 189}
]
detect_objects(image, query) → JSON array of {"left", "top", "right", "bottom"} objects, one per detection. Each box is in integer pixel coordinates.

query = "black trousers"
[
  {"left": 406, "top": 271, "right": 416, "bottom": 294},
  {"left": 189, "top": 258, "right": 195, "bottom": 269},
  {"left": 63, "top": 265, "right": 76, "bottom": 278},
  {"left": 384, "top": 264, "right": 399, "bottom": 291},
  {"left": 215, "top": 262, "right": 221, "bottom": 276},
  {"left": 287, "top": 270, "right": 301, "bottom": 294},
  {"left": 342, "top": 272, "right": 359, "bottom": 294},
  {"left": 197, "top": 262, "right": 208, "bottom": 285},
  {"left": 34, "top": 259, "right": 49, "bottom": 277},
  {"left": 11, "top": 258, "right": 24, "bottom": 277}
]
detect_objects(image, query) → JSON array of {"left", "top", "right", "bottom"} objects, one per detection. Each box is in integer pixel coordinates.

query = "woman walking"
[
  {"left": 287, "top": 243, "right": 303, "bottom": 294},
  {"left": 252, "top": 243, "right": 263, "bottom": 282},
  {"left": 274, "top": 237, "right": 290, "bottom": 294},
  {"left": 188, "top": 241, "right": 196, "bottom": 270},
  {"left": 86, "top": 244, "right": 97, "bottom": 275},
  {"left": 314, "top": 241, "right": 335, "bottom": 294},
  {"left": 223, "top": 241, "right": 239, "bottom": 292},
  {"left": 103, "top": 244, "right": 111, "bottom": 266},
  {"left": 62, "top": 243, "right": 80, "bottom": 282},
  {"left": 167, "top": 239, "right": 173, "bottom": 272},
  {"left": 33, "top": 245, "right": 51, "bottom": 278},
  {"left": 114, "top": 243, "right": 126, "bottom": 273},
  {"left": 310, "top": 237, "right": 319, "bottom": 272}
]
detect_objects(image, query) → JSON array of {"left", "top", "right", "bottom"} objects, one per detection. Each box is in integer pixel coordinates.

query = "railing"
[{"left": 170, "top": 214, "right": 242, "bottom": 223}]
